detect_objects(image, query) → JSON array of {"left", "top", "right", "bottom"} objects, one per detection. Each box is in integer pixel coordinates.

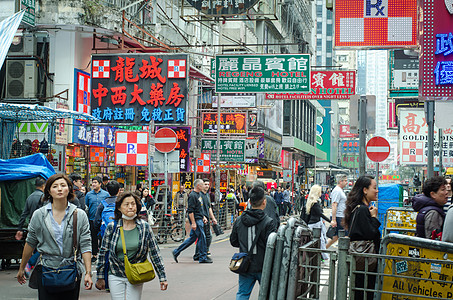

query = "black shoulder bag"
[{"left": 229, "top": 223, "right": 264, "bottom": 274}]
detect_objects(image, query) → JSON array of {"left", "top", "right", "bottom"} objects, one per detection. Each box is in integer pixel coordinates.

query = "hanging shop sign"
[
  {"left": 388, "top": 99, "right": 423, "bottom": 129},
  {"left": 215, "top": 54, "right": 310, "bottom": 93},
  {"left": 201, "top": 139, "right": 245, "bottom": 162},
  {"left": 90, "top": 146, "right": 105, "bottom": 162},
  {"left": 73, "top": 120, "right": 115, "bottom": 149},
  {"left": 399, "top": 109, "right": 453, "bottom": 166},
  {"left": 266, "top": 71, "right": 356, "bottom": 100},
  {"left": 212, "top": 95, "right": 256, "bottom": 108},
  {"left": 259, "top": 137, "right": 282, "bottom": 164},
  {"left": 115, "top": 131, "right": 149, "bottom": 166},
  {"left": 245, "top": 139, "right": 259, "bottom": 162},
  {"left": 391, "top": 50, "right": 419, "bottom": 90},
  {"left": 156, "top": 126, "right": 191, "bottom": 172},
  {"left": 74, "top": 69, "right": 91, "bottom": 115},
  {"left": 90, "top": 54, "right": 188, "bottom": 125},
  {"left": 334, "top": 0, "right": 418, "bottom": 48},
  {"left": 420, "top": 0, "right": 453, "bottom": 98},
  {"left": 340, "top": 139, "right": 359, "bottom": 169},
  {"left": 339, "top": 125, "right": 357, "bottom": 138},
  {"left": 180, "top": 172, "right": 194, "bottom": 190},
  {"left": 21, "top": 0, "right": 35, "bottom": 27},
  {"left": 249, "top": 113, "right": 258, "bottom": 130},
  {"left": 202, "top": 112, "right": 247, "bottom": 135},
  {"left": 185, "top": 0, "right": 259, "bottom": 16}
]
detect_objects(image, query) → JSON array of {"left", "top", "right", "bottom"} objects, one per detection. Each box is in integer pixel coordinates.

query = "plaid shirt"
[{"left": 96, "top": 218, "right": 167, "bottom": 282}]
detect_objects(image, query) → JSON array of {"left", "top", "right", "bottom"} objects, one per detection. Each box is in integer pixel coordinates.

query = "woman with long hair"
[
  {"left": 17, "top": 174, "right": 93, "bottom": 299},
  {"left": 343, "top": 175, "right": 380, "bottom": 300},
  {"left": 304, "top": 185, "right": 330, "bottom": 260},
  {"left": 96, "top": 192, "right": 168, "bottom": 298}
]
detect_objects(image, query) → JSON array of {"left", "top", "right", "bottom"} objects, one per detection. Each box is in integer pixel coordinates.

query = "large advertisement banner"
[
  {"left": 334, "top": 0, "right": 418, "bottom": 48},
  {"left": 202, "top": 112, "right": 247, "bottom": 135},
  {"left": 90, "top": 54, "right": 188, "bottom": 125},
  {"left": 420, "top": 0, "right": 453, "bottom": 98},
  {"left": 399, "top": 109, "right": 453, "bottom": 166}
]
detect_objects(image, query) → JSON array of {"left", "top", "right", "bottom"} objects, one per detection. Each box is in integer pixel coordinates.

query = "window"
[
  {"left": 326, "top": 24, "right": 332, "bottom": 36},
  {"left": 317, "top": 22, "right": 322, "bottom": 34}
]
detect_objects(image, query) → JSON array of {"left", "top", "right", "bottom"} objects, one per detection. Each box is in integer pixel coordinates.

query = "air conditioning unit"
[
  {"left": 5, "top": 60, "right": 39, "bottom": 99},
  {"left": 9, "top": 34, "right": 36, "bottom": 56}
]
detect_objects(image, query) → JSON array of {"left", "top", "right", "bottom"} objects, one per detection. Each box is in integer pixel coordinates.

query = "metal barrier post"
[
  {"left": 336, "top": 236, "right": 350, "bottom": 300},
  {"left": 277, "top": 217, "right": 296, "bottom": 300},
  {"left": 286, "top": 226, "right": 303, "bottom": 300},
  {"left": 269, "top": 223, "right": 287, "bottom": 300},
  {"left": 258, "top": 232, "right": 278, "bottom": 300}
]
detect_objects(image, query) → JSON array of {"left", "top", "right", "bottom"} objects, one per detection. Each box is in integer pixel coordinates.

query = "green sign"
[
  {"left": 201, "top": 139, "right": 245, "bottom": 162},
  {"left": 215, "top": 54, "right": 310, "bottom": 93},
  {"left": 21, "top": 0, "right": 35, "bottom": 26}
]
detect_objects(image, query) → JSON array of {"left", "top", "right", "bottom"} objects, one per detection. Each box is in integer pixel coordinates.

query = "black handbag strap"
[
  {"left": 72, "top": 209, "right": 78, "bottom": 262},
  {"left": 247, "top": 222, "right": 264, "bottom": 256},
  {"left": 349, "top": 205, "right": 360, "bottom": 232}
]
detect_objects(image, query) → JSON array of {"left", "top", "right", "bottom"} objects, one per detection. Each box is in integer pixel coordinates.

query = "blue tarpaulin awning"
[{"left": 0, "top": 153, "right": 56, "bottom": 181}]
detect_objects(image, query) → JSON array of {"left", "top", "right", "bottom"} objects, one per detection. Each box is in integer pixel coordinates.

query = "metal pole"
[
  {"left": 148, "top": 120, "right": 154, "bottom": 192},
  {"left": 427, "top": 101, "right": 435, "bottom": 178},
  {"left": 359, "top": 95, "right": 367, "bottom": 176},
  {"left": 336, "top": 237, "right": 350, "bottom": 300},
  {"left": 376, "top": 162, "right": 379, "bottom": 211},
  {"left": 164, "top": 152, "right": 168, "bottom": 216},
  {"left": 439, "top": 130, "right": 443, "bottom": 176},
  {"left": 215, "top": 93, "right": 221, "bottom": 204}
]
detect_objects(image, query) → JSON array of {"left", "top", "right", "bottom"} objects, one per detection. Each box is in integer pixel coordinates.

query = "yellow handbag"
[{"left": 119, "top": 226, "right": 156, "bottom": 285}]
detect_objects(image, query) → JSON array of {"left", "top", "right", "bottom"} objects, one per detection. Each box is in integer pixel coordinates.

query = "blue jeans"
[
  {"left": 236, "top": 272, "right": 262, "bottom": 300},
  {"left": 173, "top": 219, "right": 207, "bottom": 261}
]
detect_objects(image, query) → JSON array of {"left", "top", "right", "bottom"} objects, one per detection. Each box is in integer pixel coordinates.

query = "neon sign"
[{"left": 434, "top": 33, "right": 453, "bottom": 85}]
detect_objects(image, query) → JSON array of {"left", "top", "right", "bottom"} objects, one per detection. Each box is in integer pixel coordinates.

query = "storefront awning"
[
  {"left": 189, "top": 66, "right": 214, "bottom": 85},
  {"left": 0, "top": 103, "right": 100, "bottom": 122}
]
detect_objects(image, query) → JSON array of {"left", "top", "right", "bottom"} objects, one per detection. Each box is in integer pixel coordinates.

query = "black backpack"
[{"left": 300, "top": 205, "right": 310, "bottom": 224}]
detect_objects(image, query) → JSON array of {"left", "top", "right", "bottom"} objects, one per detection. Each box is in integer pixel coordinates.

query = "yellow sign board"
[
  {"left": 386, "top": 209, "right": 417, "bottom": 231},
  {"left": 382, "top": 243, "right": 453, "bottom": 299}
]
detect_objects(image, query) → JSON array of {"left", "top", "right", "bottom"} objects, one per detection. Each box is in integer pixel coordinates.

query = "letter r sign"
[
  {"left": 127, "top": 143, "right": 137, "bottom": 154},
  {"left": 365, "top": 0, "right": 388, "bottom": 17}
]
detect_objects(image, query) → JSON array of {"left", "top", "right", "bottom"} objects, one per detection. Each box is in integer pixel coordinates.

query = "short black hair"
[
  {"left": 102, "top": 175, "right": 109, "bottom": 182},
  {"left": 92, "top": 176, "right": 102, "bottom": 184},
  {"left": 423, "top": 176, "right": 448, "bottom": 197},
  {"left": 119, "top": 182, "right": 124, "bottom": 188},
  {"left": 114, "top": 192, "right": 141, "bottom": 221},
  {"left": 106, "top": 180, "right": 120, "bottom": 196},
  {"left": 35, "top": 176, "right": 46, "bottom": 187},
  {"left": 252, "top": 180, "right": 266, "bottom": 190},
  {"left": 249, "top": 186, "right": 265, "bottom": 208},
  {"left": 68, "top": 173, "right": 82, "bottom": 183},
  {"left": 136, "top": 183, "right": 142, "bottom": 190}
]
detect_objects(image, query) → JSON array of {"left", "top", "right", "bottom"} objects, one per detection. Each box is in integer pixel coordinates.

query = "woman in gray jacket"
[{"left": 17, "top": 173, "right": 93, "bottom": 299}]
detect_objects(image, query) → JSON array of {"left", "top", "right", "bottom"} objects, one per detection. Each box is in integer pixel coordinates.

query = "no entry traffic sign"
[
  {"left": 366, "top": 136, "right": 390, "bottom": 162},
  {"left": 155, "top": 128, "right": 178, "bottom": 153}
]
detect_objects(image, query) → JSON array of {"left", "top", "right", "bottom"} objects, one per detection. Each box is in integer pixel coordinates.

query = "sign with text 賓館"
[
  {"left": 215, "top": 54, "right": 310, "bottom": 93},
  {"left": 90, "top": 54, "right": 188, "bottom": 125},
  {"left": 266, "top": 70, "right": 356, "bottom": 100},
  {"left": 202, "top": 112, "right": 247, "bottom": 135},
  {"left": 420, "top": 0, "right": 453, "bottom": 98},
  {"left": 201, "top": 139, "right": 245, "bottom": 162}
]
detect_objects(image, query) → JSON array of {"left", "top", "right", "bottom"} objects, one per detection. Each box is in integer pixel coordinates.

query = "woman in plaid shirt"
[{"left": 95, "top": 192, "right": 168, "bottom": 298}]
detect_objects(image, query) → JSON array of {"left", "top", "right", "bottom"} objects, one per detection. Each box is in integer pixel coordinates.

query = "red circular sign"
[
  {"left": 366, "top": 136, "right": 390, "bottom": 162},
  {"left": 155, "top": 128, "right": 178, "bottom": 153}
]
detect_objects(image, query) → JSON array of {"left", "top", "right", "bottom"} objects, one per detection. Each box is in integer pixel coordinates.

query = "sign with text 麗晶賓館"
[
  {"left": 90, "top": 54, "right": 188, "bottom": 125},
  {"left": 215, "top": 54, "right": 310, "bottom": 93},
  {"left": 201, "top": 139, "right": 245, "bottom": 162}
]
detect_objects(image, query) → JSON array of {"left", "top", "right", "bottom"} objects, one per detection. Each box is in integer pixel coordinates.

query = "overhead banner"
[
  {"left": 399, "top": 109, "right": 453, "bottom": 166},
  {"left": 202, "top": 112, "right": 247, "bottom": 135},
  {"left": 215, "top": 54, "right": 310, "bottom": 93},
  {"left": 90, "top": 54, "right": 188, "bottom": 125},
  {"left": 334, "top": 0, "right": 418, "bottom": 48},
  {"left": 201, "top": 139, "right": 245, "bottom": 162},
  {"left": 266, "top": 70, "right": 356, "bottom": 100},
  {"left": 420, "top": 0, "right": 453, "bottom": 98}
]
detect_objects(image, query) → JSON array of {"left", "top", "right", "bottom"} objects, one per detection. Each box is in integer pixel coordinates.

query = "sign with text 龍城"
[
  {"left": 420, "top": 0, "right": 453, "bottom": 97},
  {"left": 202, "top": 112, "right": 247, "bottom": 135},
  {"left": 90, "top": 54, "right": 188, "bottom": 125},
  {"left": 201, "top": 139, "right": 245, "bottom": 162},
  {"left": 266, "top": 70, "right": 355, "bottom": 100},
  {"left": 215, "top": 54, "right": 310, "bottom": 93}
]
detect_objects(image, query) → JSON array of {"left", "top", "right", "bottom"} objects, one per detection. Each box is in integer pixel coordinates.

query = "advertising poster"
[{"left": 202, "top": 112, "right": 247, "bottom": 135}]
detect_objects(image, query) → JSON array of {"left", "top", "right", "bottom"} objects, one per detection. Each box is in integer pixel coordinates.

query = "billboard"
[
  {"left": 215, "top": 54, "right": 310, "bottom": 93},
  {"left": 420, "top": 0, "right": 453, "bottom": 98},
  {"left": 90, "top": 54, "right": 188, "bottom": 125},
  {"left": 334, "top": 0, "right": 418, "bottom": 48},
  {"left": 201, "top": 139, "right": 245, "bottom": 162},
  {"left": 185, "top": 0, "right": 259, "bottom": 16},
  {"left": 212, "top": 95, "right": 256, "bottom": 108},
  {"left": 391, "top": 50, "right": 419, "bottom": 89},
  {"left": 202, "top": 112, "right": 247, "bottom": 135},
  {"left": 266, "top": 71, "right": 356, "bottom": 100}
]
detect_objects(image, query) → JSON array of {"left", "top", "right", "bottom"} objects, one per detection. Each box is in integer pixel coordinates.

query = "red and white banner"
[
  {"left": 76, "top": 71, "right": 90, "bottom": 114},
  {"left": 266, "top": 71, "right": 355, "bottom": 100},
  {"left": 196, "top": 153, "right": 211, "bottom": 173},
  {"left": 339, "top": 125, "right": 357, "bottom": 138},
  {"left": 115, "top": 131, "right": 149, "bottom": 166}
]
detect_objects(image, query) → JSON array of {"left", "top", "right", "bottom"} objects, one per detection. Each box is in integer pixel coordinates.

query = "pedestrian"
[
  {"left": 69, "top": 173, "right": 86, "bottom": 210},
  {"left": 412, "top": 176, "right": 448, "bottom": 239},
  {"left": 274, "top": 187, "right": 284, "bottom": 216},
  {"left": 94, "top": 181, "right": 121, "bottom": 235},
  {"left": 101, "top": 175, "right": 109, "bottom": 190},
  {"left": 118, "top": 182, "right": 124, "bottom": 195},
  {"left": 141, "top": 187, "right": 155, "bottom": 211},
  {"left": 95, "top": 192, "right": 168, "bottom": 297},
  {"left": 343, "top": 175, "right": 380, "bottom": 300},
  {"left": 16, "top": 174, "right": 93, "bottom": 298},
  {"left": 85, "top": 176, "right": 109, "bottom": 262},
  {"left": 172, "top": 179, "right": 212, "bottom": 263},
  {"left": 194, "top": 179, "right": 218, "bottom": 261},
  {"left": 230, "top": 186, "right": 276, "bottom": 299},
  {"left": 282, "top": 185, "right": 292, "bottom": 216},
  {"left": 444, "top": 177, "right": 452, "bottom": 212},
  {"left": 134, "top": 183, "right": 143, "bottom": 199},
  {"left": 249, "top": 181, "right": 279, "bottom": 230},
  {"left": 174, "top": 186, "right": 188, "bottom": 212},
  {"left": 326, "top": 174, "right": 348, "bottom": 248}
]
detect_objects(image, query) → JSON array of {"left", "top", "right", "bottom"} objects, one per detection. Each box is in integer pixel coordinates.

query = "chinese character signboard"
[
  {"left": 399, "top": 109, "right": 453, "bottom": 166},
  {"left": 180, "top": 173, "right": 193, "bottom": 190},
  {"left": 21, "top": 0, "right": 35, "bottom": 26},
  {"left": 340, "top": 139, "right": 359, "bottom": 169},
  {"left": 334, "top": 0, "right": 418, "bottom": 48},
  {"left": 215, "top": 54, "right": 310, "bottom": 93},
  {"left": 339, "top": 125, "right": 357, "bottom": 138},
  {"left": 90, "top": 54, "right": 188, "bottom": 125},
  {"left": 266, "top": 71, "right": 356, "bottom": 100},
  {"left": 201, "top": 139, "right": 245, "bottom": 162},
  {"left": 391, "top": 50, "right": 419, "bottom": 90},
  {"left": 74, "top": 69, "right": 91, "bottom": 115},
  {"left": 186, "top": 0, "right": 259, "bottom": 16},
  {"left": 73, "top": 120, "right": 116, "bottom": 148},
  {"left": 420, "top": 0, "right": 453, "bottom": 98},
  {"left": 157, "top": 126, "right": 191, "bottom": 172},
  {"left": 202, "top": 112, "right": 247, "bottom": 135}
]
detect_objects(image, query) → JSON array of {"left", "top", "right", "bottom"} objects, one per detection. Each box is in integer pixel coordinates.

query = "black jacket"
[
  {"left": 73, "top": 186, "right": 86, "bottom": 211},
  {"left": 307, "top": 202, "right": 330, "bottom": 224},
  {"left": 17, "top": 189, "right": 43, "bottom": 231},
  {"left": 348, "top": 205, "right": 381, "bottom": 251},
  {"left": 264, "top": 195, "right": 280, "bottom": 229},
  {"left": 230, "top": 209, "right": 276, "bottom": 273}
]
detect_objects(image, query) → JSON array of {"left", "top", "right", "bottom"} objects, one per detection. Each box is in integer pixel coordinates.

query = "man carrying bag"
[{"left": 229, "top": 186, "right": 276, "bottom": 300}]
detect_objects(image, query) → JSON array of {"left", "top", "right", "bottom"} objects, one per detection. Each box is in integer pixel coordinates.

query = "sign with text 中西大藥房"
[
  {"left": 202, "top": 112, "right": 247, "bottom": 135},
  {"left": 266, "top": 70, "right": 356, "bottom": 100},
  {"left": 201, "top": 139, "right": 245, "bottom": 162},
  {"left": 215, "top": 54, "right": 310, "bottom": 93},
  {"left": 420, "top": 0, "right": 453, "bottom": 97},
  {"left": 90, "top": 54, "right": 188, "bottom": 125}
]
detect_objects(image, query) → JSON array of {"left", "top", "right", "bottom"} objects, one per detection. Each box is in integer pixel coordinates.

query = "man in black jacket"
[
  {"left": 69, "top": 173, "right": 86, "bottom": 210},
  {"left": 230, "top": 186, "right": 276, "bottom": 299}
]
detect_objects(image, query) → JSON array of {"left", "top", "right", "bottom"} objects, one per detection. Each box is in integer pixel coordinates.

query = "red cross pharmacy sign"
[{"left": 115, "top": 131, "right": 149, "bottom": 166}]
